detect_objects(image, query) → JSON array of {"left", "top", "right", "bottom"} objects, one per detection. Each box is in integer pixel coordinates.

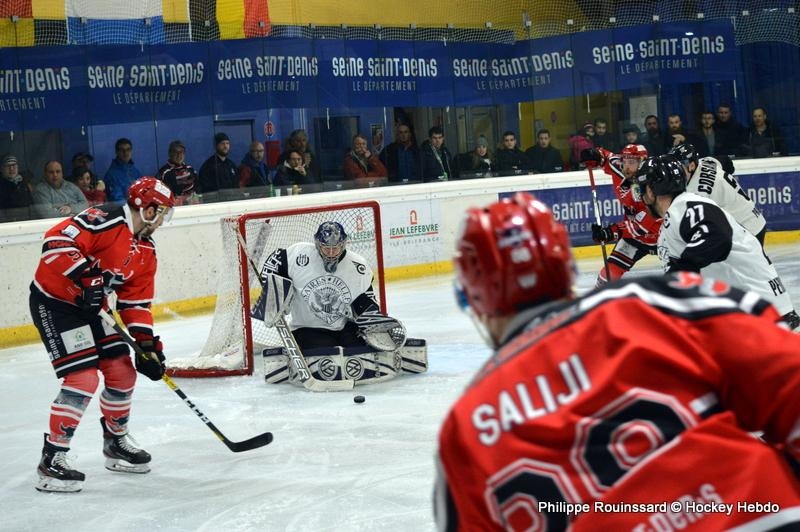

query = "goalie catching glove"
[
  {"left": 132, "top": 334, "right": 165, "bottom": 381},
  {"left": 354, "top": 310, "right": 407, "bottom": 351},
  {"left": 251, "top": 273, "right": 295, "bottom": 327}
]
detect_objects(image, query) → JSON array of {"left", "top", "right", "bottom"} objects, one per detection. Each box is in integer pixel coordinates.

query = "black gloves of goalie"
[
  {"left": 77, "top": 267, "right": 105, "bottom": 314},
  {"left": 132, "top": 334, "right": 166, "bottom": 381},
  {"left": 591, "top": 223, "right": 621, "bottom": 243},
  {"left": 580, "top": 148, "right": 603, "bottom": 168}
]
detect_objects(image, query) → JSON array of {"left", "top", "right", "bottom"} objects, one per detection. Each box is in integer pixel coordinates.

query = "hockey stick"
[
  {"left": 234, "top": 222, "right": 354, "bottom": 391},
  {"left": 587, "top": 164, "right": 612, "bottom": 283},
  {"left": 98, "top": 309, "right": 274, "bottom": 452}
]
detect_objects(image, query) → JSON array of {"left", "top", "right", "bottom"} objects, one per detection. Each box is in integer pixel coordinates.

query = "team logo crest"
[
  {"left": 296, "top": 253, "right": 310, "bottom": 267},
  {"left": 302, "top": 276, "right": 352, "bottom": 324}
]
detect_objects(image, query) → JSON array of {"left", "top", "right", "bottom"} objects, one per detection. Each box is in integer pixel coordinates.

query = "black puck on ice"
[{"left": 353, "top": 395, "right": 366, "bottom": 404}]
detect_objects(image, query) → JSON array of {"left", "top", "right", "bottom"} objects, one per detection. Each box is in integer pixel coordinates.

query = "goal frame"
[{"left": 167, "top": 200, "right": 385, "bottom": 378}]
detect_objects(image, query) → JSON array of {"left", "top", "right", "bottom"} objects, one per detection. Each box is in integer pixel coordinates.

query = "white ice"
[{"left": 2, "top": 247, "right": 798, "bottom": 531}]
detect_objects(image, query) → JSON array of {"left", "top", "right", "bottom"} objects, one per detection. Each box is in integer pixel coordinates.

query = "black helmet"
[
  {"left": 668, "top": 143, "right": 699, "bottom": 168},
  {"left": 637, "top": 155, "right": 686, "bottom": 196}
]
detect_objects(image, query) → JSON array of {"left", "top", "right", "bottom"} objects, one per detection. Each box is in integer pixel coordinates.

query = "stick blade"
[{"left": 224, "top": 431, "right": 274, "bottom": 452}]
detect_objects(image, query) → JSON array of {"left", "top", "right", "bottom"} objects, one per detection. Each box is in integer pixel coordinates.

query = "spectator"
[
  {"left": 715, "top": 103, "right": 746, "bottom": 157},
  {"left": 33, "top": 161, "right": 88, "bottom": 219},
  {"left": 622, "top": 124, "right": 642, "bottom": 146},
  {"left": 342, "top": 134, "right": 388, "bottom": 180},
  {"left": 420, "top": 126, "right": 453, "bottom": 182},
  {"left": 70, "top": 151, "right": 94, "bottom": 175},
  {"left": 663, "top": 113, "right": 704, "bottom": 152},
  {"left": 198, "top": 132, "right": 239, "bottom": 193},
  {"left": 697, "top": 110, "right": 720, "bottom": 158},
  {"left": 276, "top": 129, "right": 320, "bottom": 180},
  {"left": 275, "top": 150, "right": 312, "bottom": 186},
  {"left": 103, "top": 138, "right": 142, "bottom": 203},
  {"left": 493, "top": 130, "right": 529, "bottom": 176},
  {"left": 524, "top": 129, "right": 564, "bottom": 174},
  {"left": 642, "top": 114, "right": 666, "bottom": 157},
  {"left": 239, "top": 141, "right": 270, "bottom": 188},
  {"left": 380, "top": 124, "right": 421, "bottom": 182},
  {"left": 592, "top": 117, "right": 618, "bottom": 152},
  {"left": 451, "top": 136, "right": 492, "bottom": 179},
  {"left": 436, "top": 191, "right": 800, "bottom": 531},
  {"left": 157, "top": 140, "right": 199, "bottom": 205},
  {"left": 69, "top": 166, "right": 106, "bottom": 207},
  {"left": 0, "top": 154, "right": 34, "bottom": 222},
  {"left": 568, "top": 123, "right": 595, "bottom": 170},
  {"left": 743, "top": 107, "right": 786, "bottom": 158}
]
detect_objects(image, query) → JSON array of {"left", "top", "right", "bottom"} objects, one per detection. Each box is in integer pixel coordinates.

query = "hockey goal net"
[{"left": 168, "top": 200, "right": 385, "bottom": 377}]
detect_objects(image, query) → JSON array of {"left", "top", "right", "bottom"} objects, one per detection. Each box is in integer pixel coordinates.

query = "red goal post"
[{"left": 167, "top": 201, "right": 385, "bottom": 377}]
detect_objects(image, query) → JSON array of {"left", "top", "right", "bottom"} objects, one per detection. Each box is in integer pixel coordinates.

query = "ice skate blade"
[
  {"left": 104, "top": 458, "right": 150, "bottom": 474},
  {"left": 36, "top": 475, "right": 83, "bottom": 493}
]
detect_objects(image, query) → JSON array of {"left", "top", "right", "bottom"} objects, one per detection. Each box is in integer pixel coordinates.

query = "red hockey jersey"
[
  {"left": 597, "top": 147, "right": 662, "bottom": 245},
  {"left": 435, "top": 273, "right": 800, "bottom": 531},
  {"left": 32, "top": 203, "right": 158, "bottom": 336}
]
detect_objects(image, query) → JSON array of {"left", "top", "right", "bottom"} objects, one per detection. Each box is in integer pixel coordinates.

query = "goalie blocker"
[{"left": 263, "top": 338, "right": 428, "bottom": 386}]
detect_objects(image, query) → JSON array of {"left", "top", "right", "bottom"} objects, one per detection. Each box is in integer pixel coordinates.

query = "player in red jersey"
[
  {"left": 581, "top": 144, "right": 661, "bottom": 286},
  {"left": 434, "top": 191, "right": 800, "bottom": 531},
  {"left": 29, "top": 176, "right": 175, "bottom": 493}
]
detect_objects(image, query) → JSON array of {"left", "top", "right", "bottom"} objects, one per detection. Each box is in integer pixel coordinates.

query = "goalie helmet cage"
[{"left": 167, "top": 201, "right": 386, "bottom": 378}]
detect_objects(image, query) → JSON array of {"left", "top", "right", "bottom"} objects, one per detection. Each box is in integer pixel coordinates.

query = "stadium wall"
[{"left": 2, "top": 156, "right": 799, "bottom": 347}]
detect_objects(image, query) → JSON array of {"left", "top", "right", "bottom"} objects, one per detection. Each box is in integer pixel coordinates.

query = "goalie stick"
[
  {"left": 98, "top": 309, "right": 274, "bottom": 452},
  {"left": 234, "top": 221, "right": 354, "bottom": 391}
]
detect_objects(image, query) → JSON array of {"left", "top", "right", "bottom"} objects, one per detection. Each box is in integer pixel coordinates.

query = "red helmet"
[
  {"left": 621, "top": 144, "right": 648, "bottom": 160},
  {"left": 127, "top": 177, "right": 175, "bottom": 223},
  {"left": 454, "top": 192, "right": 575, "bottom": 318}
]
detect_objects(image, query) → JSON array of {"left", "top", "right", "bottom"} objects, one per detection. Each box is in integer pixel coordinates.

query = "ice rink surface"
[{"left": 2, "top": 246, "right": 798, "bottom": 531}]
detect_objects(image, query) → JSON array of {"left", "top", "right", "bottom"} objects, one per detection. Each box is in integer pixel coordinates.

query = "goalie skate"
[
  {"left": 101, "top": 418, "right": 151, "bottom": 474},
  {"left": 36, "top": 434, "right": 85, "bottom": 493}
]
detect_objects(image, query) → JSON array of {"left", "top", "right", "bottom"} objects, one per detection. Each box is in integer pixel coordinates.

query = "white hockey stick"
[{"left": 234, "top": 220, "right": 354, "bottom": 391}]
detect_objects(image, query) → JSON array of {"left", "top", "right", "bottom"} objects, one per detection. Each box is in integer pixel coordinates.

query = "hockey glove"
[
  {"left": 133, "top": 334, "right": 165, "bottom": 381},
  {"left": 591, "top": 223, "right": 621, "bottom": 243},
  {"left": 580, "top": 148, "right": 603, "bottom": 168},
  {"left": 77, "top": 267, "right": 105, "bottom": 314}
]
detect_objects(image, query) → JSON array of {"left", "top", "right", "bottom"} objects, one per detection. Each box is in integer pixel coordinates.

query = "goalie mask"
[
  {"left": 315, "top": 221, "right": 347, "bottom": 273},
  {"left": 454, "top": 192, "right": 576, "bottom": 322}
]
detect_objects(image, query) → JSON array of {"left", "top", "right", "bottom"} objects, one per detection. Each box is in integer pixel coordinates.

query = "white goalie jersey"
[
  {"left": 658, "top": 192, "right": 793, "bottom": 316},
  {"left": 687, "top": 157, "right": 766, "bottom": 238},
  {"left": 261, "top": 242, "right": 376, "bottom": 331}
]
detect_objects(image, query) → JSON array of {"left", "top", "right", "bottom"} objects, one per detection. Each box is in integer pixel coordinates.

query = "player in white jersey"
[
  {"left": 669, "top": 142, "right": 767, "bottom": 244},
  {"left": 637, "top": 154, "right": 799, "bottom": 329},
  {"left": 252, "top": 221, "right": 405, "bottom": 349}
]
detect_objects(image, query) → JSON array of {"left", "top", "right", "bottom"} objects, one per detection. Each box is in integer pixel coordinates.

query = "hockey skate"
[
  {"left": 100, "top": 418, "right": 151, "bottom": 474},
  {"left": 36, "top": 434, "right": 85, "bottom": 493}
]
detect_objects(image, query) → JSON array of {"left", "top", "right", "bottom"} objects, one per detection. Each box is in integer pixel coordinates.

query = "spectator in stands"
[
  {"left": 70, "top": 151, "right": 94, "bottom": 175},
  {"left": 276, "top": 129, "right": 320, "bottom": 180},
  {"left": 664, "top": 113, "right": 703, "bottom": 152},
  {"left": 157, "top": 140, "right": 199, "bottom": 205},
  {"left": 451, "top": 136, "right": 492, "bottom": 179},
  {"left": 239, "top": 141, "right": 270, "bottom": 188},
  {"left": 743, "top": 107, "right": 786, "bottom": 158},
  {"left": 420, "top": 126, "right": 453, "bottom": 182},
  {"left": 592, "top": 117, "right": 618, "bottom": 152},
  {"left": 568, "top": 123, "right": 595, "bottom": 170},
  {"left": 69, "top": 166, "right": 106, "bottom": 207},
  {"left": 0, "top": 154, "right": 34, "bottom": 222},
  {"left": 697, "top": 110, "right": 720, "bottom": 158},
  {"left": 275, "top": 149, "right": 312, "bottom": 186},
  {"left": 343, "top": 134, "right": 388, "bottom": 180},
  {"left": 33, "top": 161, "right": 88, "bottom": 219},
  {"left": 198, "top": 132, "right": 239, "bottom": 193},
  {"left": 643, "top": 114, "right": 666, "bottom": 157},
  {"left": 103, "top": 138, "right": 142, "bottom": 203},
  {"left": 380, "top": 124, "right": 420, "bottom": 183},
  {"left": 622, "top": 124, "right": 642, "bottom": 147},
  {"left": 493, "top": 131, "right": 529, "bottom": 176},
  {"left": 715, "top": 103, "right": 746, "bottom": 157},
  {"left": 525, "top": 129, "right": 564, "bottom": 174}
]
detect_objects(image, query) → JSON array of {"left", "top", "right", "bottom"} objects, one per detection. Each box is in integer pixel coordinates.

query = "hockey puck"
[{"left": 353, "top": 395, "right": 366, "bottom": 404}]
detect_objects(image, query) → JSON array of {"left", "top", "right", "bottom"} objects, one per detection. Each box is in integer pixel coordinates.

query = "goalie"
[{"left": 251, "top": 221, "right": 427, "bottom": 385}]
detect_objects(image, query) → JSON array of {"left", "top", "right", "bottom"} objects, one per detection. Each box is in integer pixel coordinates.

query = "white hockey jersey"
[
  {"left": 264, "top": 242, "right": 376, "bottom": 331},
  {"left": 687, "top": 157, "right": 766, "bottom": 237},
  {"left": 657, "top": 192, "right": 793, "bottom": 316}
]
